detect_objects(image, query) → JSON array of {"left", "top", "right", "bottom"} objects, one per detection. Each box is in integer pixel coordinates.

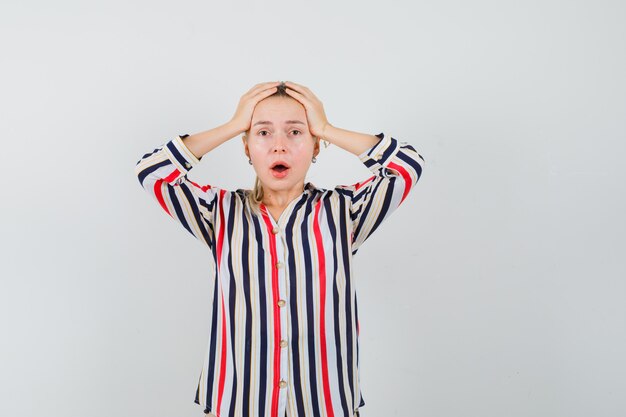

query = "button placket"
[{"left": 273, "top": 218, "right": 290, "bottom": 415}]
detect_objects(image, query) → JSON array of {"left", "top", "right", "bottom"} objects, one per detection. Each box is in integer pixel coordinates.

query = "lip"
[
  {"left": 269, "top": 160, "right": 291, "bottom": 179},
  {"left": 270, "top": 160, "right": 291, "bottom": 169},
  {"left": 270, "top": 164, "right": 291, "bottom": 178}
]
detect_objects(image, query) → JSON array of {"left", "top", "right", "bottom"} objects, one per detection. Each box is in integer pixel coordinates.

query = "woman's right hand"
[{"left": 229, "top": 81, "right": 282, "bottom": 134}]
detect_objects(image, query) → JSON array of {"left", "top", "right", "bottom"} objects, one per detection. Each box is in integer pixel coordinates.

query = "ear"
[
  {"left": 313, "top": 136, "right": 320, "bottom": 158},
  {"left": 242, "top": 135, "right": 250, "bottom": 158}
]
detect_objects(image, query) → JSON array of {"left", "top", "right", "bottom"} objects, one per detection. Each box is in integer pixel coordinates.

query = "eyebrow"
[{"left": 252, "top": 120, "right": 306, "bottom": 127}]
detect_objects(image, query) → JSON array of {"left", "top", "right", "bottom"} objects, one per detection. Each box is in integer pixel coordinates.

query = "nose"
[{"left": 271, "top": 134, "right": 287, "bottom": 153}]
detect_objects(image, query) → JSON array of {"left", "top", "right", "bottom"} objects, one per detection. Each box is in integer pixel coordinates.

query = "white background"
[{"left": 1, "top": 0, "right": 625, "bottom": 416}]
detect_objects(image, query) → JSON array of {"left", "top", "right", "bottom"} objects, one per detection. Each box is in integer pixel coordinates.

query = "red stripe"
[
  {"left": 189, "top": 179, "right": 213, "bottom": 192},
  {"left": 217, "top": 291, "right": 227, "bottom": 413},
  {"left": 354, "top": 175, "right": 375, "bottom": 191},
  {"left": 216, "top": 190, "right": 227, "bottom": 413},
  {"left": 154, "top": 168, "right": 182, "bottom": 216},
  {"left": 215, "top": 190, "right": 226, "bottom": 267},
  {"left": 388, "top": 161, "right": 411, "bottom": 204},
  {"left": 260, "top": 204, "right": 281, "bottom": 417},
  {"left": 163, "top": 168, "right": 180, "bottom": 183},
  {"left": 313, "top": 200, "right": 335, "bottom": 417},
  {"left": 153, "top": 179, "right": 171, "bottom": 216}
]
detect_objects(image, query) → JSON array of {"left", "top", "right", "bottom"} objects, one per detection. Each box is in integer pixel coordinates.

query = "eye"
[
  {"left": 291, "top": 129, "right": 302, "bottom": 135},
  {"left": 258, "top": 130, "right": 270, "bottom": 136}
]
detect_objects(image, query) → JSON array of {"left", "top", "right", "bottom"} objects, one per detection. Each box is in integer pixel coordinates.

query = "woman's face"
[{"left": 244, "top": 96, "right": 320, "bottom": 195}]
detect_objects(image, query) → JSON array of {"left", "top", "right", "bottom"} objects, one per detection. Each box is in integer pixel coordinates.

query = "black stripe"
[
  {"left": 225, "top": 199, "right": 238, "bottom": 416},
  {"left": 363, "top": 178, "right": 395, "bottom": 244},
  {"left": 397, "top": 148, "right": 423, "bottom": 180},
  {"left": 362, "top": 158, "right": 376, "bottom": 169},
  {"left": 301, "top": 197, "right": 321, "bottom": 417},
  {"left": 352, "top": 177, "right": 385, "bottom": 250},
  {"left": 166, "top": 139, "right": 190, "bottom": 168},
  {"left": 241, "top": 207, "right": 252, "bottom": 417},
  {"left": 334, "top": 187, "right": 351, "bottom": 198},
  {"left": 399, "top": 141, "right": 424, "bottom": 161},
  {"left": 180, "top": 183, "right": 213, "bottom": 248},
  {"left": 338, "top": 194, "right": 356, "bottom": 408},
  {"left": 251, "top": 214, "right": 268, "bottom": 415},
  {"left": 366, "top": 133, "right": 384, "bottom": 157},
  {"left": 286, "top": 194, "right": 310, "bottom": 417},
  {"left": 205, "top": 265, "right": 220, "bottom": 409},
  {"left": 201, "top": 197, "right": 216, "bottom": 213},
  {"left": 194, "top": 374, "right": 201, "bottom": 405},
  {"left": 350, "top": 206, "right": 362, "bottom": 223},
  {"left": 324, "top": 195, "right": 350, "bottom": 416},
  {"left": 167, "top": 186, "right": 194, "bottom": 237},
  {"left": 350, "top": 182, "right": 372, "bottom": 220},
  {"left": 136, "top": 145, "right": 163, "bottom": 164},
  {"left": 379, "top": 137, "right": 398, "bottom": 163},
  {"left": 199, "top": 196, "right": 217, "bottom": 247},
  {"left": 355, "top": 296, "right": 365, "bottom": 409},
  {"left": 136, "top": 159, "right": 169, "bottom": 186},
  {"left": 350, "top": 181, "right": 371, "bottom": 207}
]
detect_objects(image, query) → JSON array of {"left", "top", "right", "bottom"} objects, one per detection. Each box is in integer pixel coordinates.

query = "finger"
[
  {"left": 253, "top": 86, "right": 278, "bottom": 101},
  {"left": 283, "top": 81, "right": 307, "bottom": 97},
  {"left": 283, "top": 87, "right": 309, "bottom": 106},
  {"left": 249, "top": 81, "right": 281, "bottom": 95},
  {"left": 284, "top": 81, "right": 313, "bottom": 95},
  {"left": 245, "top": 81, "right": 281, "bottom": 97},
  {"left": 254, "top": 81, "right": 281, "bottom": 89},
  {"left": 253, "top": 81, "right": 282, "bottom": 98},
  {"left": 284, "top": 80, "right": 304, "bottom": 89},
  {"left": 285, "top": 81, "right": 319, "bottom": 103}
]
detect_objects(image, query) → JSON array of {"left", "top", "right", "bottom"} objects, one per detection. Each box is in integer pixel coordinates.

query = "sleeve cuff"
[
  {"left": 358, "top": 132, "right": 400, "bottom": 172},
  {"left": 163, "top": 134, "right": 202, "bottom": 174}
]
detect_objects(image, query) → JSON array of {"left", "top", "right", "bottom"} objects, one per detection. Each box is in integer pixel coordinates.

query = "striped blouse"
[{"left": 134, "top": 131, "right": 425, "bottom": 417}]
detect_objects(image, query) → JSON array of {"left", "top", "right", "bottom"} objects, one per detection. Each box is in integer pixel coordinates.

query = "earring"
[
  {"left": 248, "top": 158, "right": 252, "bottom": 165},
  {"left": 312, "top": 156, "right": 317, "bottom": 163}
]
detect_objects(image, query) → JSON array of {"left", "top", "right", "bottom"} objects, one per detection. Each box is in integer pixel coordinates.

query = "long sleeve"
[
  {"left": 134, "top": 134, "right": 222, "bottom": 249},
  {"left": 335, "top": 132, "right": 425, "bottom": 254}
]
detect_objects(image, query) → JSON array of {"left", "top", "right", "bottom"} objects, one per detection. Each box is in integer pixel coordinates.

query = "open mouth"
[{"left": 270, "top": 161, "right": 291, "bottom": 178}]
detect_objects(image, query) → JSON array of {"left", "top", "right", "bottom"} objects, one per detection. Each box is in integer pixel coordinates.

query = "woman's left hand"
[{"left": 283, "top": 81, "right": 331, "bottom": 139}]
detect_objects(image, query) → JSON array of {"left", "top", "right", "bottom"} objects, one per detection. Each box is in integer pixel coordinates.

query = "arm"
[
  {"left": 319, "top": 124, "right": 380, "bottom": 156},
  {"left": 279, "top": 81, "right": 425, "bottom": 252},
  {"left": 180, "top": 121, "right": 243, "bottom": 160},
  {"left": 134, "top": 133, "right": 225, "bottom": 248},
  {"left": 134, "top": 82, "right": 281, "bottom": 247},
  {"left": 334, "top": 132, "right": 425, "bottom": 254}
]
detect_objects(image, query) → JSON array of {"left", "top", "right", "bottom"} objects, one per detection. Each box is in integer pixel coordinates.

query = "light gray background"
[{"left": 1, "top": 0, "right": 625, "bottom": 416}]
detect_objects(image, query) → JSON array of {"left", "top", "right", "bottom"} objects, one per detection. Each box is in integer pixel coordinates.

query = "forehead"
[{"left": 251, "top": 97, "right": 306, "bottom": 123}]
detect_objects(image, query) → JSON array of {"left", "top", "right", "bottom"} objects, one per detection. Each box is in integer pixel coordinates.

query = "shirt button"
[
  {"left": 272, "top": 227, "right": 279, "bottom": 234},
  {"left": 185, "top": 162, "right": 191, "bottom": 169},
  {"left": 276, "top": 261, "right": 284, "bottom": 269},
  {"left": 279, "top": 380, "right": 287, "bottom": 388},
  {"left": 277, "top": 299, "right": 286, "bottom": 307},
  {"left": 280, "top": 339, "right": 288, "bottom": 348}
]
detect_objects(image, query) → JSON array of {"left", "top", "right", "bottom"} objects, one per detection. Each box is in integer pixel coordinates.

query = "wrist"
[
  {"left": 321, "top": 123, "right": 333, "bottom": 140},
  {"left": 225, "top": 119, "right": 247, "bottom": 137}
]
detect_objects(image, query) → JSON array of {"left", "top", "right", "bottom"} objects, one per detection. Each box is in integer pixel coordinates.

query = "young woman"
[{"left": 134, "top": 81, "right": 425, "bottom": 417}]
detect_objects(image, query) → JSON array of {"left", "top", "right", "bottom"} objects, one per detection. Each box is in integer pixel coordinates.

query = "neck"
[{"left": 262, "top": 182, "right": 305, "bottom": 208}]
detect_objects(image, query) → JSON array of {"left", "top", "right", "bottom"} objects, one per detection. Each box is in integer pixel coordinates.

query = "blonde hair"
[{"left": 248, "top": 175, "right": 264, "bottom": 215}]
